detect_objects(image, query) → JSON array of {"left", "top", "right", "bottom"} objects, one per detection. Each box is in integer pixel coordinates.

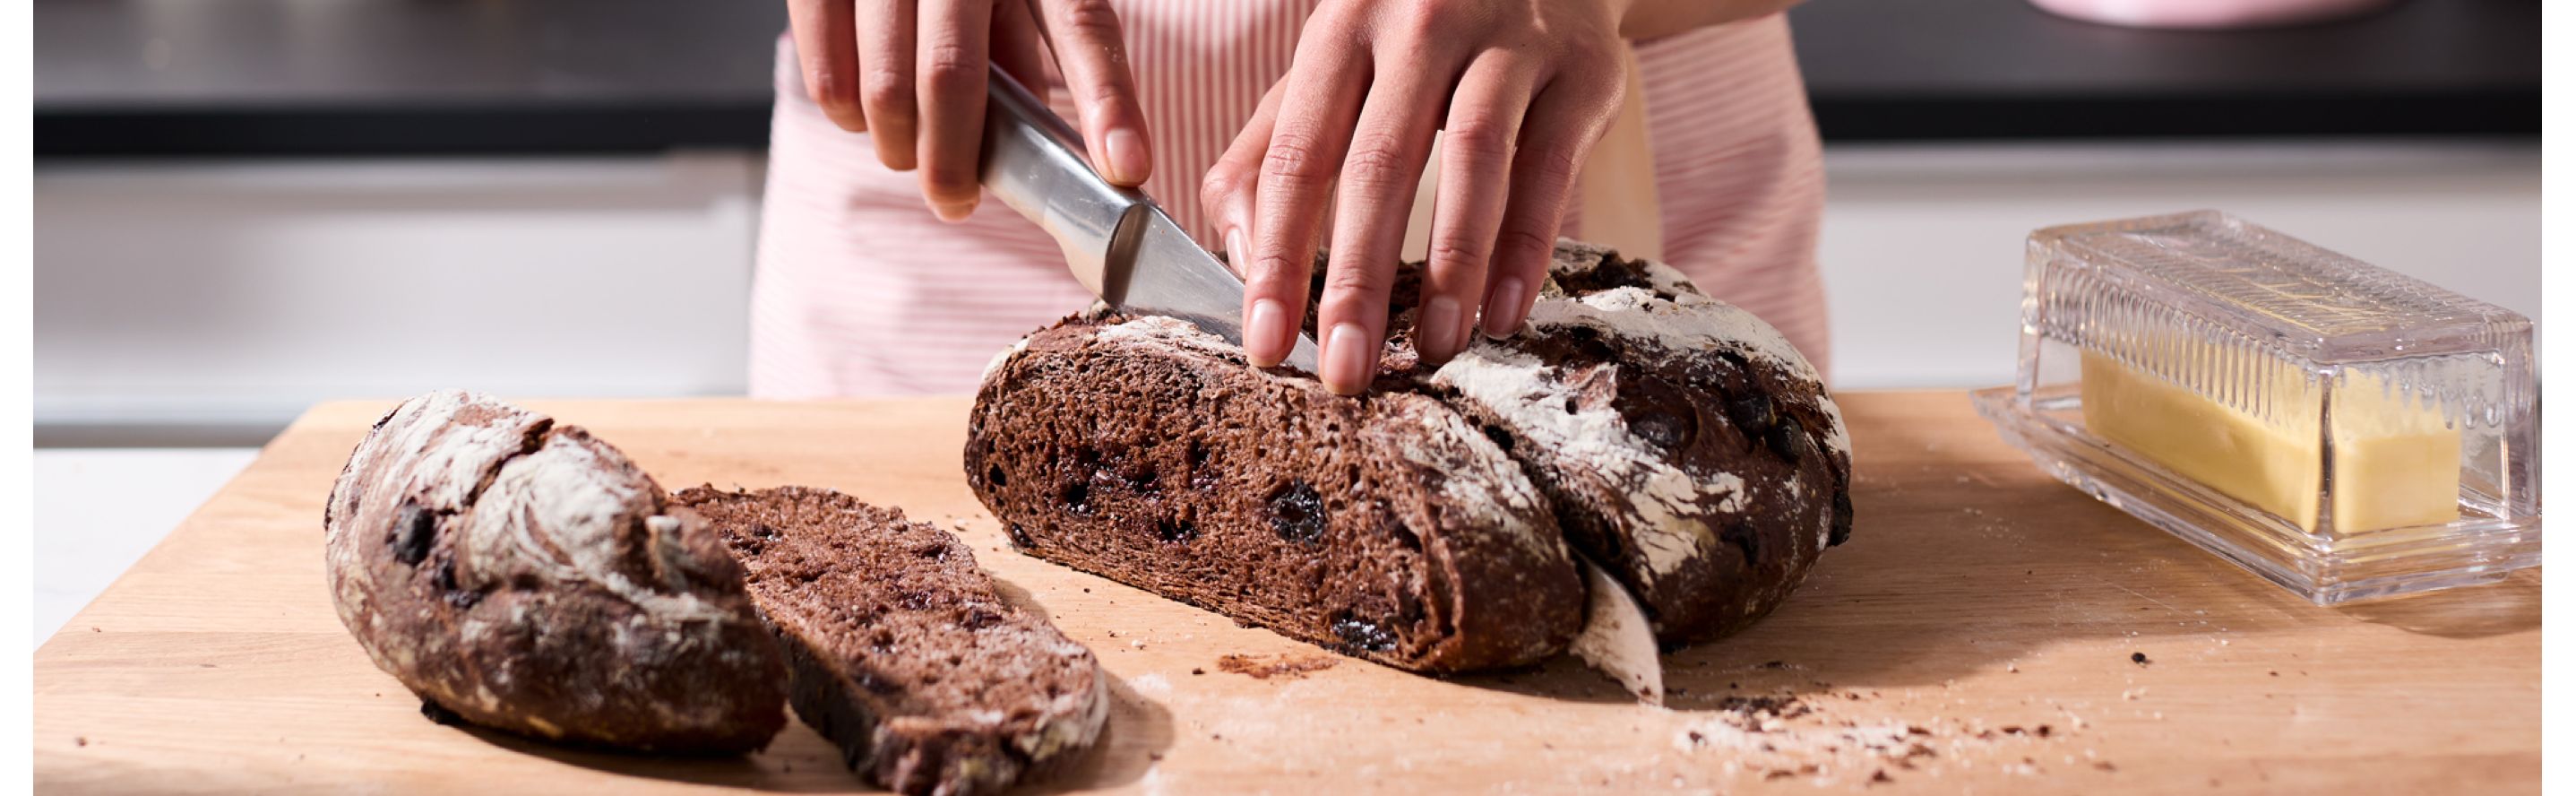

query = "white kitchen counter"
[{"left": 34, "top": 448, "right": 262, "bottom": 645}]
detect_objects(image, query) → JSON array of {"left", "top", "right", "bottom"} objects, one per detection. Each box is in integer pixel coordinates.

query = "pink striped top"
[{"left": 752, "top": 4, "right": 1827, "bottom": 397}]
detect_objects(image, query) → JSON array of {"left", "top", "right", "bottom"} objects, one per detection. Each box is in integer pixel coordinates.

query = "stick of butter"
[{"left": 2080, "top": 350, "right": 2460, "bottom": 534}]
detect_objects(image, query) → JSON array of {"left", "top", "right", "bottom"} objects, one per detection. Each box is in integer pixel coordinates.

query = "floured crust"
[
  {"left": 1425, "top": 242, "right": 1853, "bottom": 643},
  {"left": 323, "top": 391, "right": 788, "bottom": 754}
]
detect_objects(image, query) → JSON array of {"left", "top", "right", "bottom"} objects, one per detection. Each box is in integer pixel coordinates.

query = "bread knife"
[
  {"left": 978, "top": 66, "right": 1322, "bottom": 374},
  {"left": 1571, "top": 557, "right": 1665, "bottom": 705}
]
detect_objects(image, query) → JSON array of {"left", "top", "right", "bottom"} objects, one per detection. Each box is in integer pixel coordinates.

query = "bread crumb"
[{"left": 1214, "top": 653, "right": 1337, "bottom": 679}]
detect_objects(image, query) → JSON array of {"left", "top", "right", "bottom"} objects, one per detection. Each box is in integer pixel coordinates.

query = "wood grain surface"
[{"left": 32, "top": 394, "right": 2539, "bottom": 793}]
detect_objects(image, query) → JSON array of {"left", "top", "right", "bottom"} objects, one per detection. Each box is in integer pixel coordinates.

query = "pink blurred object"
[{"left": 2028, "top": 0, "right": 2398, "bottom": 29}]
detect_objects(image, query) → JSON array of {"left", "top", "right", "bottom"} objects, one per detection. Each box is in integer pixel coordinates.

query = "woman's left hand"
[{"left": 1200, "top": 0, "right": 1634, "bottom": 394}]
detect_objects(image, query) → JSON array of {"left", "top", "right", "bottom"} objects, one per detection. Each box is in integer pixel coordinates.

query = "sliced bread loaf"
[
  {"left": 968, "top": 239, "right": 1852, "bottom": 661},
  {"left": 323, "top": 391, "right": 789, "bottom": 754}
]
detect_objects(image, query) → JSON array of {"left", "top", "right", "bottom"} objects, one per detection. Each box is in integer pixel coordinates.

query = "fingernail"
[
  {"left": 1322, "top": 323, "right": 1374, "bottom": 395},
  {"left": 1418, "top": 296, "right": 1462, "bottom": 363},
  {"left": 1481, "top": 276, "right": 1528, "bottom": 339},
  {"left": 1246, "top": 298, "right": 1289, "bottom": 368},
  {"left": 932, "top": 198, "right": 977, "bottom": 222},
  {"left": 1225, "top": 229, "right": 1250, "bottom": 273},
  {"left": 1105, "top": 129, "right": 1147, "bottom": 186}
]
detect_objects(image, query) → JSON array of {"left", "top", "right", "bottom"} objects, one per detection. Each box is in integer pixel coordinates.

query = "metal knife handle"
[{"left": 978, "top": 65, "right": 1144, "bottom": 298}]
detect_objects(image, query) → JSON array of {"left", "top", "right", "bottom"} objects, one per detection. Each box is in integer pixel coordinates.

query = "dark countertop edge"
[
  {"left": 34, "top": 89, "right": 2537, "bottom": 158},
  {"left": 1810, "top": 87, "right": 2537, "bottom": 142}
]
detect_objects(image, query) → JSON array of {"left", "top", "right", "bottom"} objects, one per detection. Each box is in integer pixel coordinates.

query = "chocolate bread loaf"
[
  {"left": 323, "top": 390, "right": 788, "bottom": 753},
  {"left": 1415, "top": 242, "right": 1852, "bottom": 643},
  {"left": 968, "top": 239, "right": 1851, "bottom": 662},
  {"left": 964, "top": 315, "right": 1586, "bottom": 672},
  {"left": 676, "top": 487, "right": 1108, "bottom": 796}
]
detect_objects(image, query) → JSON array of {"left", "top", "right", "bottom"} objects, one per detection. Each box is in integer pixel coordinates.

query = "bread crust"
[{"left": 323, "top": 390, "right": 788, "bottom": 754}]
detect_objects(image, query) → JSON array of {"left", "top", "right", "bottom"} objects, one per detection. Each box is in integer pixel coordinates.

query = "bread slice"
[
  {"left": 324, "top": 391, "right": 788, "bottom": 754},
  {"left": 676, "top": 486, "right": 1108, "bottom": 796},
  {"left": 965, "top": 316, "right": 1586, "bottom": 672}
]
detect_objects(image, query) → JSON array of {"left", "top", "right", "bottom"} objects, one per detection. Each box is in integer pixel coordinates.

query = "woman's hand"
[
  {"left": 787, "top": 0, "right": 1155, "bottom": 220},
  {"left": 1201, "top": 0, "right": 1634, "bottom": 394}
]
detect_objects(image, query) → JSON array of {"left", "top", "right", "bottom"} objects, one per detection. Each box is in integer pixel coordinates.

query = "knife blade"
[
  {"left": 978, "top": 65, "right": 1321, "bottom": 374},
  {"left": 1570, "top": 557, "right": 1665, "bottom": 705}
]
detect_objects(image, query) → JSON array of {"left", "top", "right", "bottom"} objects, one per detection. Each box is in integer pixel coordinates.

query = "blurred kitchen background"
[{"left": 31, "top": 0, "right": 2538, "bottom": 639}]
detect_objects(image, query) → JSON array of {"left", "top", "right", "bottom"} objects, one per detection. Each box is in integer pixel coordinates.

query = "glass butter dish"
[{"left": 1972, "top": 211, "right": 2540, "bottom": 604}]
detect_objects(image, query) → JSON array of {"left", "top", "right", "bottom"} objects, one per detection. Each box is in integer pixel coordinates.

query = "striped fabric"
[{"left": 752, "top": 4, "right": 1827, "bottom": 397}]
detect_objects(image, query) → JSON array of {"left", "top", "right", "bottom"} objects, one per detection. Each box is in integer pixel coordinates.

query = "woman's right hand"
[{"left": 787, "top": 0, "right": 1155, "bottom": 221}]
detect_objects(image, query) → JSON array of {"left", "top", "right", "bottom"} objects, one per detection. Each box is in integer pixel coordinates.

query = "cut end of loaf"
[{"left": 969, "top": 238, "right": 1854, "bottom": 659}]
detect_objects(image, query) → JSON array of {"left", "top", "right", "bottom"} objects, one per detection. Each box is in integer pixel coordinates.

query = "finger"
[
  {"left": 856, "top": 0, "right": 918, "bottom": 171},
  {"left": 991, "top": 0, "right": 1052, "bottom": 110},
  {"left": 1242, "top": 33, "right": 1366, "bottom": 369},
  {"left": 1201, "top": 81, "right": 1288, "bottom": 277},
  {"left": 1038, "top": 0, "right": 1151, "bottom": 186},
  {"left": 1315, "top": 55, "right": 1455, "bottom": 394},
  {"left": 1483, "top": 71, "right": 1621, "bottom": 339},
  {"left": 1416, "top": 57, "right": 1535, "bottom": 364},
  {"left": 917, "top": 0, "right": 994, "bottom": 221},
  {"left": 788, "top": 0, "right": 866, "bottom": 131}
]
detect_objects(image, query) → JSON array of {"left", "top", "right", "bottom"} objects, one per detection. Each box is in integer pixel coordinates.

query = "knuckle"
[
  {"left": 1524, "top": 144, "right": 1583, "bottom": 187},
  {"left": 1056, "top": 0, "right": 1123, "bottom": 39},
  {"left": 1389, "top": 3, "right": 1445, "bottom": 41},
  {"left": 805, "top": 70, "right": 846, "bottom": 105},
  {"left": 1426, "top": 236, "right": 1492, "bottom": 269},
  {"left": 1322, "top": 263, "right": 1391, "bottom": 295},
  {"left": 918, "top": 45, "right": 982, "bottom": 94},
  {"left": 923, "top": 157, "right": 976, "bottom": 187},
  {"left": 1590, "top": 74, "right": 1630, "bottom": 111},
  {"left": 1199, "top": 167, "right": 1244, "bottom": 202},
  {"left": 860, "top": 73, "right": 914, "bottom": 115},
  {"left": 1260, "top": 135, "right": 1328, "bottom": 185},
  {"left": 1339, "top": 139, "right": 1416, "bottom": 192},
  {"left": 1560, "top": 38, "right": 1617, "bottom": 69},
  {"left": 1496, "top": 225, "right": 1559, "bottom": 261},
  {"left": 1441, "top": 115, "right": 1516, "bottom": 161},
  {"left": 1248, "top": 254, "right": 1316, "bottom": 285}
]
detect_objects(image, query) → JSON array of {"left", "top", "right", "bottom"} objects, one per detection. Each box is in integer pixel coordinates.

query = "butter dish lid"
[{"left": 2029, "top": 210, "right": 2532, "bottom": 365}]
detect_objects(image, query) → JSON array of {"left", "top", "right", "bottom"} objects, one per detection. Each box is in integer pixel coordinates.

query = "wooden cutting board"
[{"left": 33, "top": 393, "right": 2538, "bottom": 793}]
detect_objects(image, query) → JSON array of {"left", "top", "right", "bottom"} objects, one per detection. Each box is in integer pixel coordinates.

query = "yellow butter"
[{"left": 2080, "top": 350, "right": 2459, "bottom": 534}]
